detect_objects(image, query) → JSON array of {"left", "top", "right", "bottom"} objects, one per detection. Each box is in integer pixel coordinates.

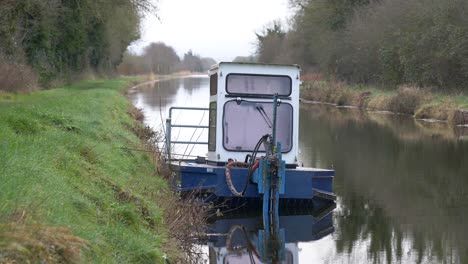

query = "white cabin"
[{"left": 206, "top": 62, "right": 301, "bottom": 165}]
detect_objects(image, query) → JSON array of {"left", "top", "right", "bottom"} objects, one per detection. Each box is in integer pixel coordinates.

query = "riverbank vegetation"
[
  {"left": 301, "top": 77, "right": 468, "bottom": 125},
  {"left": 0, "top": 0, "right": 155, "bottom": 91},
  {"left": 259, "top": 0, "right": 468, "bottom": 91},
  {"left": 118, "top": 42, "right": 216, "bottom": 76},
  {"left": 255, "top": 0, "right": 468, "bottom": 122},
  {"left": 0, "top": 78, "right": 204, "bottom": 262}
]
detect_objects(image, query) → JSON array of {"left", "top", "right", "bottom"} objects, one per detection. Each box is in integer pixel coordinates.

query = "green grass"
[
  {"left": 0, "top": 77, "right": 170, "bottom": 263},
  {"left": 453, "top": 96, "right": 468, "bottom": 109}
]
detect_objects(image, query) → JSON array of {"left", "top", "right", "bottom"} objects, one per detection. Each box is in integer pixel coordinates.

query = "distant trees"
[
  {"left": 201, "top": 57, "right": 217, "bottom": 71},
  {"left": 117, "top": 52, "right": 147, "bottom": 76},
  {"left": 143, "top": 42, "right": 180, "bottom": 74},
  {"left": 232, "top": 56, "right": 257, "bottom": 63},
  {"left": 255, "top": 0, "right": 468, "bottom": 91},
  {"left": 0, "top": 0, "right": 155, "bottom": 89},
  {"left": 182, "top": 50, "right": 203, "bottom": 72},
  {"left": 256, "top": 21, "right": 286, "bottom": 64},
  {"left": 118, "top": 43, "right": 217, "bottom": 75}
]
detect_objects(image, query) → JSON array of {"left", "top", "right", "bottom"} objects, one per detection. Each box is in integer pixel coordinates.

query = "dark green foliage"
[
  {"left": 256, "top": 21, "right": 286, "bottom": 63},
  {"left": 7, "top": 116, "right": 41, "bottom": 134},
  {"left": 260, "top": 0, "right": 468, "bottom": 91},
  {"left": 0, "top": 0, "right": 150, "bottom": 86},
  {"left": 335, "top": 0, "right": 468, "bottom": 90}
]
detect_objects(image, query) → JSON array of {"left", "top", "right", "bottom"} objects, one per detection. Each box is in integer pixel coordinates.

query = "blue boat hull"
[{"left": 169, "top": 161, "right": 335, "bottom": 202}]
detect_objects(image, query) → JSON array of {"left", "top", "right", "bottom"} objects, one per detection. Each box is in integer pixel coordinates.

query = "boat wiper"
[{"left": 255, "top": 104, "right": 273, "bottom": 128}]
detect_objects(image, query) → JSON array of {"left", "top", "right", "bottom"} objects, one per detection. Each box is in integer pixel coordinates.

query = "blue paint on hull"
[{"left": 170, "top": 161, "right": 335, "bottom": 201}]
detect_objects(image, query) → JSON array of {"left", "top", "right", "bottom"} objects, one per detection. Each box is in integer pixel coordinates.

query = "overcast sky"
[{"left": 129, "top": 0, "right": 292, "bottom": 62}]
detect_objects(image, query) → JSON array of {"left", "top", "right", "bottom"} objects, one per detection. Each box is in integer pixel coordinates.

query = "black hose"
[
  {"left": 244, "top": 154, "right": 252, "bottom": 163},
  {"left": 225, "top": 135, "right": 270, "bottom": 197},
  {"left": 241, "top": 134, "right": 270, "bottom": 195}
]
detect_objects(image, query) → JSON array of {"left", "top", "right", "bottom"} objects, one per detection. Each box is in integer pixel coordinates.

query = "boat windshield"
[
  {"left": 226, "top": 74, "right": 291, "bottom": 96},
  {"left": 223, "top": 100, "right": 293, "bottom": 152}
]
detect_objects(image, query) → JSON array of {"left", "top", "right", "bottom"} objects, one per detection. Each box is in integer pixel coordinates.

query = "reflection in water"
[
  {"left": 131, "top": 77, "right": 468, "bottom": 263},
  {"left": 300, "top": 104, "right": 468, "bottom": 263},
  {"left": 129, "top": 76, "right": 209, "bottom": 157},
  {"left": 130, "top": 76, "right": 209, "bottom": 128},
  {"left": 207, "top": 203, "right": 335, "bottom": 264}
]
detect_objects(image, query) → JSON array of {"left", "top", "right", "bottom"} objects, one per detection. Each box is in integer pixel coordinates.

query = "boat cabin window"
[
  {"left": 210, "top": 73, "right": 217, "bottom": 95},
  {"left": 223, "top": 100, "right": 293, "bottom": 152},
  {"left": 208, "top": 102, "right": 216, "bottom": 151},
  {"left": 226, "top": 74, "right": 291, "bottom": 96}
]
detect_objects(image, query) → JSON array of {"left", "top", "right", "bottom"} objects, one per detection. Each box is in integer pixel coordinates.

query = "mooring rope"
[{"left": 225, "top": 161, "right": 249, "bottom": 196}]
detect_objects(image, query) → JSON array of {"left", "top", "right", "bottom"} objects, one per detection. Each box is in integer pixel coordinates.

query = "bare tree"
[
  {"left": 143, "top": 42, "right": 180, "bottom": 74},
  {"left": 181, "top": 50, "right": 203, "bottom": 72}
]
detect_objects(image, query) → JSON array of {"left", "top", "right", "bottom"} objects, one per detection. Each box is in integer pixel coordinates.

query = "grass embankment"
[
  {"left": 0, "top": 78, "right": 173, "bottom": 262},
  {"left": 301, "top": 79, "right": 468, "bottom": 125}
]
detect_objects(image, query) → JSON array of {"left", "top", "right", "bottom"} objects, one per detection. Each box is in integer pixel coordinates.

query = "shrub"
[
  {"left": 0, "top": 59, "right": 39, "bottom": 92},
  {"left": 415, "top": 98, "right": 458, "bottom": 122},
  {"left": 387, "top": 86, "right": 427, "bottom": 115}
]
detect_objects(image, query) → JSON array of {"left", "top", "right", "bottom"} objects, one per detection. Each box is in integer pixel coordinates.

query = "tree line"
[
  {"left": 0, "top": 0, "right": 155, "bottom": 90},
  {"left": 117, "top": 42, "right": 216, "bottom": 75},
  {"left": 256, "top": 0, "right": 468, "bottom": 91}
]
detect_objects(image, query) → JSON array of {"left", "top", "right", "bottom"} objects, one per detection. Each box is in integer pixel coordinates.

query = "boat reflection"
[{"left": 206, "top": 201, "right": 336, "bottom": 264}]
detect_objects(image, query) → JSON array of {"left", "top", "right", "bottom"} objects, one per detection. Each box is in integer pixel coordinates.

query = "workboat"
[
  {"left": 165, "top": 62, "right": 335, "bottom": 207},
  {"left": 165, "top": 63, "right": 335, "bottom": 263}
]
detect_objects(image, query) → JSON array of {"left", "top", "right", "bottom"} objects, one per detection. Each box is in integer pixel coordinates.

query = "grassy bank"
[
  {"left": 301, "top": 80, "right": 468, "bottom": 125},
  {"left": 0, "top": 78, "right": 174, "bottom": 263}
]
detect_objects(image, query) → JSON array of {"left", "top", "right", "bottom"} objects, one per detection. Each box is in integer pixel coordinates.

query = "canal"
[{"left": 130, "top": 76, "right": 468, "bottom": 263}]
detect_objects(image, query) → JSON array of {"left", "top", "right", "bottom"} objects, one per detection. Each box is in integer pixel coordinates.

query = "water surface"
[{"left": 130, "top": 76, "right": 468, "bottom": 263}]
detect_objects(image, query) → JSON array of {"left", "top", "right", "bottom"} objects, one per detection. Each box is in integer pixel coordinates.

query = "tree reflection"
[{"left": 300, "top": 104, "right": 468, "bottom": 263}]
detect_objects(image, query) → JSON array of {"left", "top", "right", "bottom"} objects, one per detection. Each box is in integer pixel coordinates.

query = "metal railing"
[{"left": 165, "top": 106, "right": 209, "bottom": 161}]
